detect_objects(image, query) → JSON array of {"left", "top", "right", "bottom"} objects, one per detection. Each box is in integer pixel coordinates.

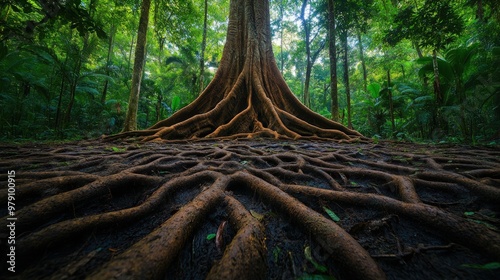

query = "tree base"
[
  {"left": 1, "top": 139, "right": 499, "bottom": 279},
  {"left": 105, "top": 0, "right": 365, "bottom": 143}
]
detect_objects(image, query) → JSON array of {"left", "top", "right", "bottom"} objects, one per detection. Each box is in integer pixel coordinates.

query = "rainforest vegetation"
[
  {"left": 1, "top": 1, "right": 499, "bottom": 279},
  {"left": 1, "top": 0, "right": 499, "bottom": 143}
]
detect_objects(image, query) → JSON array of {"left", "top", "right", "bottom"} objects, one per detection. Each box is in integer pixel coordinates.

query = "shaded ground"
[{"left": 0, "top": 139, "right": 499, "bottom": 279}]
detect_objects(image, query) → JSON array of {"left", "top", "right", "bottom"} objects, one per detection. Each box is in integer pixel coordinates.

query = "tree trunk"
[
  {"left": 432, "top": 49, "right": 443, "bottom": 106},
  {"left": 109, "top": 0, "right": 362, "bottom": 142},
  {"left": 327, "top": 0, "right": 338, "bottom": 121},
  {"left": 357, "top": 31, "right": 367, "bottom": 92},
  {"left": 300, "top": 0, "right": 326, "bottom": 109},
  {"left": 342, "top": 30, "right": 352, "bottom": 129},
  {"left": 300, "top": 0, "right": 312, "bottom": 108},
  {"left": 55, "top": 47, "right": 71, "bottom": 130},
  {"left": 387, "top": 69, "right": 395, "bottom": 132},
  {"left": 101, "top": 23, "right": 116, "bottom": 104},
  {"left": 278, "top": 0, "right": 285, "bottom": 73},
  {"left": 198, "top": 0, "right": 208, "bottom": 94},
  {"left": 414, "top": 42, "right": 429, "bottom": 89},
  {"left": 122, "top": 0, "right": 152, "bottom": 132},
  {"left": 64, "top": 33, "right": 89, "bottom": 126}
]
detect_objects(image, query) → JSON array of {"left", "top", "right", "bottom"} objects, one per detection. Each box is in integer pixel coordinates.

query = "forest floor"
[{"left": 0, "top": 138, "right": 499, "bottom": 279}]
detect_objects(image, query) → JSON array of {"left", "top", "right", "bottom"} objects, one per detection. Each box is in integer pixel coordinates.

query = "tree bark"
[
  {"left": 64, "top": 33, "right": 89, "bottom": 126},
  {"left": 278, "top": 0, "right": 285, "bottom": 73},
  {"left": 300, "top": 0, "right": 326, "bottom": 109},
  {"left": 432, "top": 49, "right": 443, "bottom": 106},
  {"left": 387, "top": 69, "right": 395, "bottom": 132},
  {"left": 122, "top": 0, "right": 151, "bottom": 132},
  {"left": 198, "top": 0, "right": 208, "bottom": 94},
  {"left": 300, "top": 0, "right": 312, "bottom": 108},
  {"left": 101, "top": 23, "right": 116, "bottom": 104},
  {"left": 357, "top": 30, "right": 367, "bottom": 92},
  {"left": 327, "top": 0, "right": 338, "bottom": 121},
  {"left": 341, "top": 30, "right": 352, "bottom": 129},
  {"left": 109, "top": 0, "right": 362, "bottom": 142}
]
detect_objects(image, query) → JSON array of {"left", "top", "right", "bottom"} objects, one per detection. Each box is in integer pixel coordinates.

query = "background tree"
[
  {"left": 335, "top": 0, "right": 373, "bottom": 129},
  {"left": 122, "top": 0, "right": 151, "bottom": 132},
  {"left": 0, "top": 0, "right": 499, "bottom": 143},
  {"left": 385, "top": 0, "right": 464, "bottom": 106},
  {"left": 300, "top": 0, "right": 326, "bottom": 108},
  {"left": 327, "top": 0, "right": 338, "bottom": 121}
]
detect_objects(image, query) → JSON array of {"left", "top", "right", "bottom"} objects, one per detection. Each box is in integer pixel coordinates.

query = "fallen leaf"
[
  {"left": 461, "top": 262, "right": 500, "bottom": 270},
  {"left": 206, "top": 233, "right": 216, "bottom": 240},
  {"left": 323, "top": 207, "right": 340, "bottom": 222},
  {"left": 250, "top": 210, "right": 264, "bottom": 221}
]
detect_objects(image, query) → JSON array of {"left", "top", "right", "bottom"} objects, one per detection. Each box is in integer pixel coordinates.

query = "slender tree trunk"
[
  {"left": 198, "top": 0, "right": 208, "bottom": 94},
  {"left": 55, "top": 68, "right": 66, "bottom": 129},
  {"left": 327, "top": 0, "right": 338, "bottom": 121},
  {"left": 279, "top": 0, "right": 285, "bottom": 73},
  {"left": 300, "top": 0, "right": 312, "bottom": 108},
  {"left": 387, "top": 69, "right": 395, "bottom": 132},
  {"left": 64, "top": 33, "right": 89, "bottom": 126},
  {"left": 414, "top": 42, "right": 429, "bottom": 89},
  {"left": 342, "top": 31, "right": 352, "bottom": 129},
  {"left": 432, "top": 49, "right": 443, "bottom": 106},
  {"left": 357, "top": 31, "right": 367, "bottom": 92},
  {"left": 415, "top": 43, "right": 424, "bottom": 58},
  {"left": 156, "top": 91, "right": 163, "bottom": 122},
  {"left": 122, "top": 0, "right": 152, "bottom": 132},
  {"left": 101, "top": 23, "right": 116, "bottom": 104},
  {"left": 63, "top": 61, "right": 80, "bottom": 125}
]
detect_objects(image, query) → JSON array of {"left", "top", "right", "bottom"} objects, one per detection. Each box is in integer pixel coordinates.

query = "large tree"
[
  {"left": 111, "top": 0, "right": 362, "bottom": 141},
  {"left": 5, "top": 1, "right": 500, "bottom": 280}
]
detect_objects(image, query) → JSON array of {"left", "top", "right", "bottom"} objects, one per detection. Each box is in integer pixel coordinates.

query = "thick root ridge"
[{"left": 4, "top": 140, "right": 499, "bottom": 279}]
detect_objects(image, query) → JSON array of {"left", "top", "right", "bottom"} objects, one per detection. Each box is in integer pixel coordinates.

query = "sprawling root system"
[{"left": 0, "top": 139, "right": 499, "bottom": 279}]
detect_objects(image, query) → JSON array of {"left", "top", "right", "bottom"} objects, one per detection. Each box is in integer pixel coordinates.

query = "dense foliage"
[{"left": 1, "top": 0, "right": 499, "bottom": 143}]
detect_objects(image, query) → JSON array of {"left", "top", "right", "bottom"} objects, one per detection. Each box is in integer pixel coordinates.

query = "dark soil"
[{"left": 0, "top": 139, "right": 499, "bottom": 279}]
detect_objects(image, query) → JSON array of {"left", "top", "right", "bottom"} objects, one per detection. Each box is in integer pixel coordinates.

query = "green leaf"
[
  {"left": 171, "top": 95, "right": 181, "bottom": 112},
  {"left": 323, "top": 207, "right": 340, "bottom": 222},
  {"left": 367, "top": 83, "right": 381, "bottom": 98},
  {"left": 305, "top": 246, "right": 327, "bottom": 273},
  {"left": 461, "top": 262, "right": 500, "bottom": 270},
  {"left": 250, "top": 210, "right": 264, "bottom": 221},
  {"left": 464, "top": 211, "right": 475, "bottom": 216},
  {"left": 206, "top": 233, "right": 216, "bottom": 240},
  {"left": 108, "top": 147, "right": 126, "bottom": 152}
]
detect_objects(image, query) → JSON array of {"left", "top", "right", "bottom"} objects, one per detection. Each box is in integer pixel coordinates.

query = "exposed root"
[{"left": 2, "top": 140, "right": 499, "bottom": 279}]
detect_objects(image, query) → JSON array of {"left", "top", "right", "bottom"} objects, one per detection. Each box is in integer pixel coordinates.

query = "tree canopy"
[{"left": 0, "top": 0, "right": 499, "bottom": 143}]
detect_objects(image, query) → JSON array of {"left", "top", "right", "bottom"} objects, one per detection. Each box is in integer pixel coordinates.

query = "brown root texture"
[
  {"left": 103, "top": 0, "right": 364, "bottom": 143},
  {"left": 1, "top": 139, "right": 499, "bottom": 279}
]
